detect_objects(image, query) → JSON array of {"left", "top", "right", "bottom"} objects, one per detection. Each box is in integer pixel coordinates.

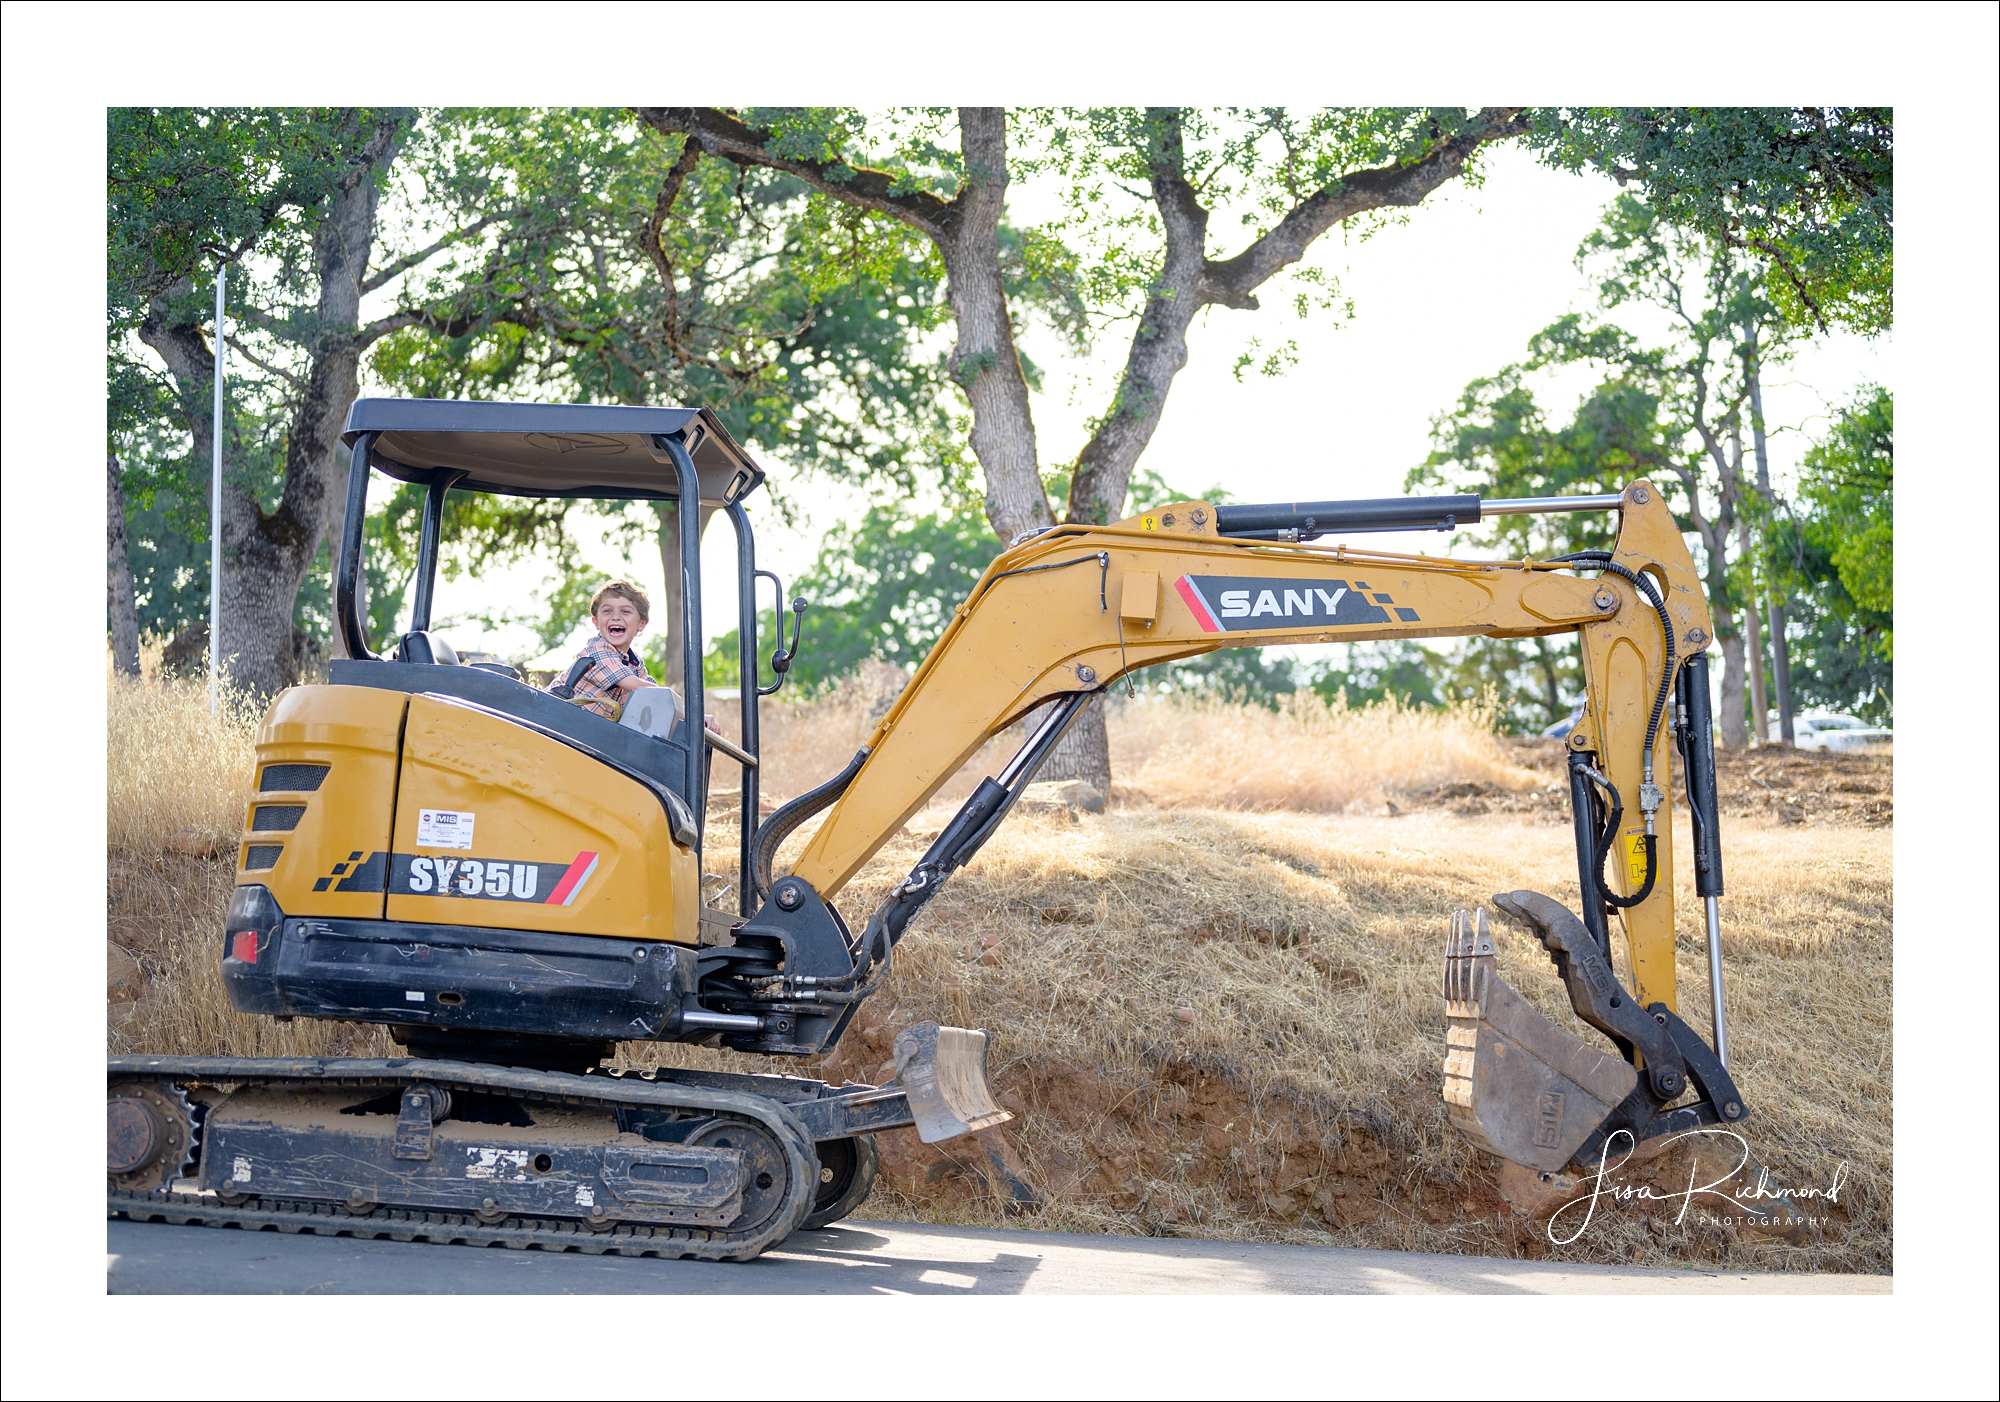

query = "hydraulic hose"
[
  {"left": 1577, "top": 762, "right": 1656, "bottom": 909},
  {"left": 1551, "top": 550, "right": 1677, "bottom": 908}
]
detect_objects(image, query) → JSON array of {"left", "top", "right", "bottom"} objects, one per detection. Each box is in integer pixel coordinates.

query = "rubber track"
[
  {"left": 108, "top": 1188, "right": 787, "bottom": 1260},
  {"left": 106, "top": 1055, "right": 821, "bottom": 1263}
]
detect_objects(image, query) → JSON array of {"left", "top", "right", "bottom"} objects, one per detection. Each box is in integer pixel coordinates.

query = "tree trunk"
[
  {"left": 1038, "top": 697, "right": 1112, "bottom": 794},
  {"left": 1742, "top": 567, "right": 1766, "bottom": 741},
  {"left": 1717, "top": 617, "right": 1748, "bottom": 751},
  {"left": 1532, "top": 636, "right": 1563, "bottom": 726},
  {"left": 639, "top": 106, "right": 1530, "bottom": 795},
  {"left": 142, "top": 117, "right": 405, "bottom": 700},
  {"left": 1731, "top": 426, "right": 1766, "bottom": 741},
  {"left": 943, "top": 108, "right": 1051, "bottom": 544},
  {"left": 1066, "top": 112, "right": 1210, "bottom": 527},
  {"left": 279, "top": 120, "right": 405, "bottom": 684},
  {"left": 107, "top": 455, "right": 142, "bottom": 676},
  {"left": 1767, "top": 603, "right": 1793, "bottom": 740},
  {"left": 1744, "top": 321, "right": 1794, "bottom": 742}
]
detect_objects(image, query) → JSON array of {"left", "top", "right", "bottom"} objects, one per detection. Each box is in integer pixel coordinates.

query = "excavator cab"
[{"left": 219, "top": 399, "right": 838, "bottom": 1069}]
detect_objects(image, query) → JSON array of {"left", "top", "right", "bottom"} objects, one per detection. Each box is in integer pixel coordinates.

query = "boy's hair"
[{"left": 591, "top": 579, "right": 651, "bottom": 623}]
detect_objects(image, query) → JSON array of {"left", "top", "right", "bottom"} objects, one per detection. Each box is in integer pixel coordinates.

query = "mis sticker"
[{"left": 416, "top": 809, "right": 475, "bottom": 850}]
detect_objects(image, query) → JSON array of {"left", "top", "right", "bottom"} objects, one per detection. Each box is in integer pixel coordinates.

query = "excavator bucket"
[
  {"left": 1441, "top": 908, "right": 1639, "bottom": 1173},
  {"left": 891, "top": 1022, "right": 1012, "bottom": 1143}
]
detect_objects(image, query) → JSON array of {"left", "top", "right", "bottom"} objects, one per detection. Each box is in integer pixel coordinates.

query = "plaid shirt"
[{"left": 556, "top": 635, "right": 653, "bottom": 718}]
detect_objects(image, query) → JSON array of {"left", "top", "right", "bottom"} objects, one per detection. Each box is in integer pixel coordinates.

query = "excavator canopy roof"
[{"left": 340, "top": 398, "right": 765, "bottom": 504}]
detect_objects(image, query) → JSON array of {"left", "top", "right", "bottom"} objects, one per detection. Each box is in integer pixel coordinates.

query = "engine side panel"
[
  {"left": 385, "top": 694, "right": 694, "bottom": 943},
  {"left": 238, "top": 685, "right": 409, "bottom": 921}
]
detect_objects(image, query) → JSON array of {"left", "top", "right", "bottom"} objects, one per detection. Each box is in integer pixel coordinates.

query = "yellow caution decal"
[{"left": 1625, "top": 831, "right": 1650, "bottom": 886}]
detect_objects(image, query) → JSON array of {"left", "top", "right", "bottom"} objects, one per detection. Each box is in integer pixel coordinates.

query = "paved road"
[{"left": 107, "top": 1218, "right": 1888, "bottom": 1294}]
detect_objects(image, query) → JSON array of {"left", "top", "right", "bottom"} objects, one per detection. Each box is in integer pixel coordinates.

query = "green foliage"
[
  {"left": 1415, "top": 366, "right": 1659, "bottom": 556},
  {"left": 1761, "top": 386, "right": 1893, "bottom": 718},
  {"left": 108, "top": 107, "right": 412, "bottom": 447},
  {"left": 1023, "top": 107, "right": 1487, "bottom": 337},
  {"left": 1157, "top": 649, "right": 1301, "bottom": 709},
  {"left": 355, "top": 107, "right": 1080, "bottom": 609},
  {"left": 1528, "top": 107, "right": 1892, "bottom": 335},
  {"left": 109, "top": 107, "right": 424, "bottom": 663},
  {"left": 703, "top": 496, "right": 1004, "bottom": 694},
  {"left": 366, "top": 108, "right": 1030, "bottom": 496},
  {"left": 1307, "top": 642, "right": 1447, "bottom": 712},
  {"left": 1795, "top": 384, "right": 1893, "bottom": 624},
  {"left": 107, "top": 107, "right": 391, "bottom": 322},
  {"left": 1124, "top": 465, "right": 1234, "bottom": 514}
]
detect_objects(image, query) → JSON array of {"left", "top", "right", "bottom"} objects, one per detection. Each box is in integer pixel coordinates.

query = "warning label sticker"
[
  {"left": 416, "top": 809, "right": 475, "bottom": 849},
  {"left": 1625, "top": 831, "right": 1649, "bottom": 885}
]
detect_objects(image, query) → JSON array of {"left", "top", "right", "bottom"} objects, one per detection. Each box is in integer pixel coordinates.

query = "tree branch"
[
  {"left": 1067, "top": 109, "right": 1210, "bottom": 524},
  {"left": 355, "top": 309, "right": 430, "bottom": 347},
  {"left": 636, "top": 107, "right": 959, "bottom": 240},
  {"left": 224, "top": 333, "right": 306, "bottom": 390},
  {"left": 1199, "top": 107, "right": 1531, "bottom": 310},
  {"left": 641, "top": 137, "right": 705, "bottom": 366},
  {"left": 362, "top": 209, "right": 512, "bottom": 293}
]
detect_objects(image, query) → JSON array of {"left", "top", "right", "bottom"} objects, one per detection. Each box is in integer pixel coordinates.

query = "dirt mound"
[{"left": 1387, "top": 737, "right": 1893, "bottom": 828}]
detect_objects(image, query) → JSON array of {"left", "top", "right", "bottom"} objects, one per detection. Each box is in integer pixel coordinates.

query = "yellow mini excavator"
[{"left": 108, "top": 398, "right": 1744, "bottom": 1259}]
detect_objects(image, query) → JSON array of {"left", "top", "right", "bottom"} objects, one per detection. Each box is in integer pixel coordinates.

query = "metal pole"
[
  {"left": 1704, "top": 895, "right": 1730, "bottom": 1067},
  {"left": 209, "top": 264, "right": 226, "bottom": 711},
  {"left": 1479, "top": 493, "right": 1626, "bottom": 516}
]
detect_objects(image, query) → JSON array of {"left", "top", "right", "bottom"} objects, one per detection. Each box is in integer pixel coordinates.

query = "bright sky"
[{"left": 393, "top": 143, "right": 1887, "bottom": 668}]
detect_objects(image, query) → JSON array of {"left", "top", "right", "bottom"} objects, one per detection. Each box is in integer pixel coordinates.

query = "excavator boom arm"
[
  {"left": 733, "top": 478, "right": 1743, "bottom": 1176},
  {"left": 790, "top": 481, "right": 1709, "bottom": 1019}
]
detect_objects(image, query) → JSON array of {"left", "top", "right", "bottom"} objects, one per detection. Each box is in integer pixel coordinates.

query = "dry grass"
[
  {"left": 106, "top": 668, "right": 1891, "bottom": 1275},
  {"left": 1112, "top": 692, "right": 1543, "bottom": 812},
  {"left": 107, "top": 668, "right": 263, "bottom": 855},
  {"left": 107, "top": 665, "right": 394, "bottom": 1060},
  {"left": 786, "top": 799, "right": 1890, "bottom": 1275}
]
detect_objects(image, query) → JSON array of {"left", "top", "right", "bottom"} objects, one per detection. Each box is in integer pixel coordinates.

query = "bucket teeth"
[{"left": 1440, "top": 905, "right": 1639, "bottom": 1173}]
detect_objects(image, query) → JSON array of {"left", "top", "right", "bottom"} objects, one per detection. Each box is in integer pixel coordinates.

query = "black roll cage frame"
[{"left": 333, "top": 426, "right": 772, "bottom": 917}]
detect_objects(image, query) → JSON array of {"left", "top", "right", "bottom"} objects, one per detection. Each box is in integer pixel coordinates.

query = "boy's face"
[{"left": 593, "top": 596, "right": 647, "bottom": 650}]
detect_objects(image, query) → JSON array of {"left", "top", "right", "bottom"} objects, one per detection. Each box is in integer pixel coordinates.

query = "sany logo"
[
  {"left": 1176, "top": 574, "right": 1422, "bottom": 634},
  {"left": 391, "top": 852, "right": 600, "bottom": 906},
  {"left": 1220, "top": 584, "right": 1348, "bottom": 617}
]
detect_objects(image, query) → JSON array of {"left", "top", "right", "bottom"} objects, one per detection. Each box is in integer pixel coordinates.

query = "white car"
[{"left": 1778, "top": 711, "right": 1892, "bottom": 752}]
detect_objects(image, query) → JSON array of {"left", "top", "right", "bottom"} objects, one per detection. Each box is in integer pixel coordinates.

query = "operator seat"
[{"left": 394, "top": 631, "right": 459, "bottom": 666}]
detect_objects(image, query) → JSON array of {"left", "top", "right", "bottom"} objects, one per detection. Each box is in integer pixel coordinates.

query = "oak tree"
[{"left": 639, "top": 106, "right": 1533, "bottom": 786}]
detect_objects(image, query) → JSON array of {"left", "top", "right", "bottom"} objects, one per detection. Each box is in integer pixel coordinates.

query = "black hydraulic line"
[
  {"left": 1579, "top": 763, "right": 1657, "bottom": 910},
  {"left": 1566, "top": 753, "right": 1615, "bottom": 956},
  {"left": 1551, "top": 551, "right": 1677, "bottom": 908},
  {"left": 749, "top": 747, "right": 870, "bottom": 899},
  {"left": 977, "top": 551, "right": 1109, "bottom": 611}
]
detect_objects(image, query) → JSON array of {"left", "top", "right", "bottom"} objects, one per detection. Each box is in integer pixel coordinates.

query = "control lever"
[{"left": 754, "top": 570, "right": 809, "bottom": 697}]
